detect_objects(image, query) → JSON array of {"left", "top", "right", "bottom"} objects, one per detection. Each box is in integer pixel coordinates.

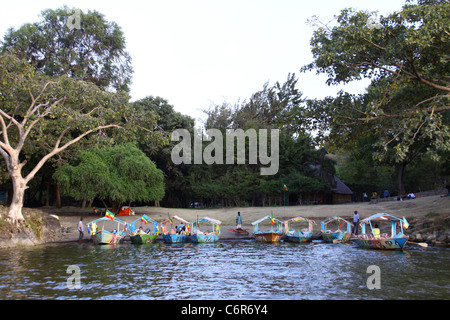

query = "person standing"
[
  {"left": 236, "top": 212, "right": 242, "bottom": 230},
  {"left": 352, "top": 211, "right": 360, "bottom": 236},
  {"left": 78, "top": 218, "right": 84, "bottom": 241}
]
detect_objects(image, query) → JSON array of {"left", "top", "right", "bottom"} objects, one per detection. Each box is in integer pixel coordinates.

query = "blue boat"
[
  {"left": 283, "top": 216, "right": 316, "bottom": 243},
  {"left": 320, "top": 216, "right": 353, "bottom": 243},
  {"left": 190, "top": 217, "right": 222, "bottom": 243},
  {"left": 353, "top": 213, "right": 409, "bottom": 250},
  {"left": 161, "top": 215, "right": 190, "bottom": 243}
]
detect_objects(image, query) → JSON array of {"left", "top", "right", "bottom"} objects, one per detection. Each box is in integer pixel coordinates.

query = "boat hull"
[
  {"left": 163, "top": 234, "right": 190, "bottom": 244},
  {"left": 191, "top": 234, "right": 219, "bottom": 243},
  {"left": 322, "top": 232, "right": 351, "bottom": 243},
  {"left": 285, "top": 234, "right": 312, "bottom": 243},
  {"left": 94, "top": 231, "right": 124, "bottom": 245},
  {"left": 254, "top": 232, "right": 282, "bottom": 243},
  {"left": 130, "top": 234, "right": 158, "bottom": 244},
  {"left": 354, "top": 236, "right": 407, "bottom": 250}
]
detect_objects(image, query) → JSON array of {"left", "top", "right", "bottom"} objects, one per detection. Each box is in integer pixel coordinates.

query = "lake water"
[{"left": 0, "top": 240, "right": 449, "bottom": 300}]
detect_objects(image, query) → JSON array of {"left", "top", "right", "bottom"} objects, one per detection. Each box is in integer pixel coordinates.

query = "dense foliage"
[
  {"left": 54, "top": 144, "right": 164, "bottom": 212},
  {"left": 1, "top": 1, "right": 448, "bottom": 216}
]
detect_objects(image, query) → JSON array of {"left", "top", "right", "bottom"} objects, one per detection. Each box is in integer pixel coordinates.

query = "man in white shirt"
[{"left": 78, "top": 218, "right": 84, "bottom": 241}]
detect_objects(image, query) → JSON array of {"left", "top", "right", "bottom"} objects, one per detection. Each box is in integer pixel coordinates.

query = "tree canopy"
[
  {"left": 302, "top": 0, "right": 449, "bottom": 193},
  {"left": 1, "top": 6, "right": 133, "bottom": 93},
  {"left": 54, "top": 143, "right": 165, "bottom": 212}
]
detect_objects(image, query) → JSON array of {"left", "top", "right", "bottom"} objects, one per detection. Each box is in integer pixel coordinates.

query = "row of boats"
[{"left": 86, "top": 212, "right": 410, "bottom": 250}]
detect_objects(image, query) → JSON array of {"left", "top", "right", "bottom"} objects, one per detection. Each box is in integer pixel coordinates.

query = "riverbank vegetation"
[{"left": 0, "top": 0, "right": 449, "bottom": 240}]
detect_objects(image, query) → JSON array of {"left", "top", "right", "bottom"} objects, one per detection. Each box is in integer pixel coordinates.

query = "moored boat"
[
  {"left": 252, "top": 214, "right": 283, "bottom": 243},
  {"left": 320, "top": 216, "right": 353, "bottom": 243},
  {"left": 129, "top": 215, "right": 159, "bottom": 244},
  {"left": 87, "top": 216, "right": 128, "bottom": 245},
  {"left": 283, "top": 216, "right": 316, "bottom": 243},
  {"left": 161, "top": 215, "right": 190, "bottom": 243},
  {"left": 190, "top": 217, "right": 222, "bottom": 243},
  {"left": 354, "top": 213, "right": 409, "bottom": 250}
]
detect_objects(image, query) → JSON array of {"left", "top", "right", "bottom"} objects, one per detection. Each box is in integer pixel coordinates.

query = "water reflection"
[{"left": 0, "top": 241, "right": 448, "bottom": 300}]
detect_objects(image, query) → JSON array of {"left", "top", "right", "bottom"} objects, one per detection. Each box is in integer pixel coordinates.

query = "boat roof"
[
  {"left": 360, "top": 213, "right": 402, "bottom": 224},
  {"left": 162, "top": 215, "right": 190, "bottom": 224},
  {"left": 321, "top": 216, "right": 353, "bottom": 226},
  {"left": 194, "top": 217, "right": 222, "bottom": 225},
  {"left": 131, "top": 215, "right": 158, "bottom": 225},
  {"left": 87, "top": 216, "right": 127, "bottom": 225},
  {"left": 284, "top": 216, "right": 316, "bottom": 225},
  {"left": 251, "top": 215, "right": 283, "bottom": 225}
]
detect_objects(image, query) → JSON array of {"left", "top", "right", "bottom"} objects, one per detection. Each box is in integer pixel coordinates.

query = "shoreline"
[{"left": 1, "top": 193, "right": 449, "bottom": 247}]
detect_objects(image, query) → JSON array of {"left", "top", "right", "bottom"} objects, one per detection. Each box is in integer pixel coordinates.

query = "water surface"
[{"left": 0, "top": 241, "right": 448, "bottom": 300}]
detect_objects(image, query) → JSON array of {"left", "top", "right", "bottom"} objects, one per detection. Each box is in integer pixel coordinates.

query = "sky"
[{"left": 1, "top": 0, "right": 407, "bottom": 126}]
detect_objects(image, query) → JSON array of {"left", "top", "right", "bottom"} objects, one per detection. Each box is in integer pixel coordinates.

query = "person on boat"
[
  {"left": 78, "top": 218, "right": 84, "bottom": 241},
  {"left": 176, "top": 223, "right": 185, "bottom": 234},
  {"left": 236, "top": 212, "right": 243, "bottom": 230},
  {"left": 373, "top": 224, "right": 381, "bottom": 238},
  {"left": 137, "top": 226, "right": 146, "bottom": 235},
  {"left": 352, "top": 211, "right": 360, "bottom": 235}
]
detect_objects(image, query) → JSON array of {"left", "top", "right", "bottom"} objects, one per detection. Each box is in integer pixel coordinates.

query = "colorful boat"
[
  {"left": 283, "top": 216, "right": 316, "bottom": 243},
  {"left": 354, "top": 213, "right": 409, "bottom": 250},
  {"left": 87, "top": 216, "right": 128, "bottom": 245},
  {"left": 252, "top": 215, "right": 283, "bottom": 243},
  {"left": 129, "top": 215, "right": 160, "bottom": 244},
  {"left": 190, "top": 217, "right": 222, "bottom": 243},
  {"left": 161, "top": 215, "right": 190, "bottom": 243},
  {"left": 320, "top": 216, "right": 353, "bottom": 243}
]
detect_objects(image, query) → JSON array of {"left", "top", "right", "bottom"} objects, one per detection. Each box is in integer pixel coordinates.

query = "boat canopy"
[
  {"left": 320, "top": 216, "right": 353, "bottom": 234},
  {"left": 196, "top": 217, "right": 222, "bottom": 225},
  {"left": 251, "top": 215, "right": 283, "bottom": 234},
  {"left": 251, "top": 215, "right": 283, "bottom": 226},
  {"left": 360, "top": 212, "right": 401, "bottom": 224},
  {"left": 161, "top": 215, "right": 190, "bottom": 225},
  {"left": 87, "top": 216, "right": 127, "bottom": 235},
  {"left": 130, "top": 215, "right": 159, "bottom": 234},
  {"left": 284, "top": 216, "right": 315, "bottom": 234},
  {"left": 87, "top": 216, "right": 127, "bottom": 226},
  {"left": 190, "top": 217, "right": 222, "bottom": 235}
]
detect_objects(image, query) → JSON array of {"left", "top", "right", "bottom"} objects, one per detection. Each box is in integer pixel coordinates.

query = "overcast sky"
[{"left": 1, "top": 0, "right": 406, "bottom": 126}]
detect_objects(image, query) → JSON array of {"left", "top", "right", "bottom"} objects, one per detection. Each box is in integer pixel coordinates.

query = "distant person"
[
  {"left": 176, "top": 223, "right": 185, "bottom": 234},
  {"left": 445, "top": 180, "right": 450, "bottom": 196},
  {"left": 408, "top": 193, "right": 416, "bottom": 199},
  {"left": 352, "top": 211, "right": 360, "bottom": 235},
  {"left": 373, "top": 224, "right": 381, "bottom": 238},
  {"left": 236, "top": 212, "right": 242, "bottom": 230},
  {"left": 78, "top": 218, "right": 84, "bottom": 241},
  {"left": 384, "top": 189, "right": 390, "bottom": 199}
]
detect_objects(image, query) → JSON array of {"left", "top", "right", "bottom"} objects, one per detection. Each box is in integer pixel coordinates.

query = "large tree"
[
  {"left": 302, "top": 0, "right": 449, "bottom": 193},
  {"left": 1, "top": 6, "right": 133, "bottom": 93},
  {"left": 54, "top": 143, "right": 165, "bottom": 212},
  {"left": 0, "top": 53, "right": 134, "bottom": 223}
]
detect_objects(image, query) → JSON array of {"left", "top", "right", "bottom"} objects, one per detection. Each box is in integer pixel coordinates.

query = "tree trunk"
[
  {"left": 45, "top": 182, "right": 51, "bottom": 206},
  {"left": 56, "top": 182, "right": 61, "bottom": 208},
  {"left": 7, "top": 173, "right": 27, "bottom": 223},
  {"left": 396, "top": 161, "right": 407, "bottom": 196}
]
